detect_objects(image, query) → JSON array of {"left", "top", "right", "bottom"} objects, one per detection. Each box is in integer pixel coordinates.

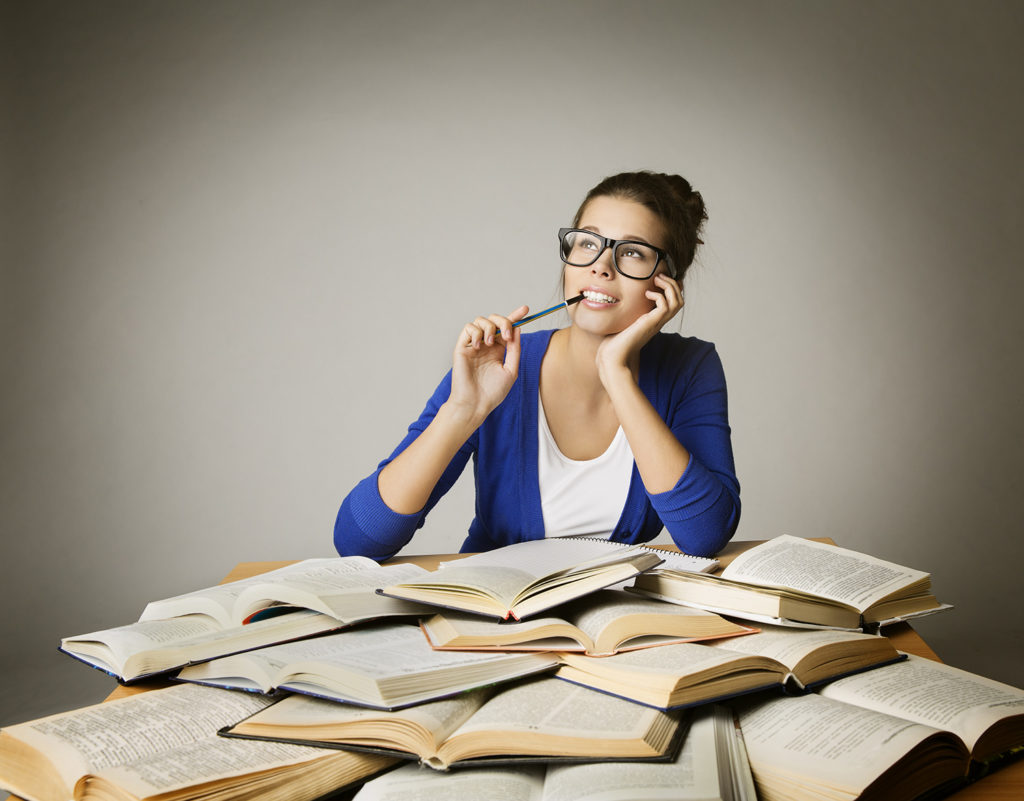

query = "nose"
[{"left": 589, "top": 246, "right": 615, "bottom": 278}]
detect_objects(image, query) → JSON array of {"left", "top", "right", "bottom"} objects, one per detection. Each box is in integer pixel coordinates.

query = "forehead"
[{"left": 577, "top": 195, "right": 667, "bottom": 244}]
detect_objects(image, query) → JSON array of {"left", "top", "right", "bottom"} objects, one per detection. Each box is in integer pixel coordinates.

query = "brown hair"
[{"left": 572, "top": 171, "right": 708, "bottom": 281}]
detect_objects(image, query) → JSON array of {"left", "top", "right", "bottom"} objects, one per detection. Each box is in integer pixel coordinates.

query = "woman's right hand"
[{"left": 445, "top": 305, "right": 529, "bottom": 426}]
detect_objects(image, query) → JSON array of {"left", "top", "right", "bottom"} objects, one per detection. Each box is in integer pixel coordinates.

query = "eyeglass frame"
[{"left": 558, "top": 227, "right": 677, "bottom": 280}]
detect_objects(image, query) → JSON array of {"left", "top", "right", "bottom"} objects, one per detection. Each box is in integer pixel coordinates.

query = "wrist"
[
  {"left": 436, "top": 400, "right": 488, "bottom": 436},
  {"left": 597, "top": 356, "right": 638, "bottom": 391}
]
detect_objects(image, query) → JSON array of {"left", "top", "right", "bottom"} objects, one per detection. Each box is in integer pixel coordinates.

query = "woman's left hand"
[{"left": 596, "top": 274, "right": 684, "bottom": 384}]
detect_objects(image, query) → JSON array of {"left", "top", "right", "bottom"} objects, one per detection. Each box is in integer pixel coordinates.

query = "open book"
[
  {"left": 378, "top": 538, "right": 665, "bottom": 620},
  {"left": 60, "top": 609, "right": 342, "bottom": 683},
  {"left": 555, "top": 625, "right": 903, "bottom": 709},
  {"left": 176, "top": 623, "right": 559, "bottom": 710},
  {"left": 350, "top": 704, "right": 755, "bottom": 801},
  {"left": 631, "top": 535, "right": 949, "bottom": 629},
  {"left": 59, "top": 557, "right": 432, "bottom": 682},
  {"left": 733, "top": 656, "right": 1024, "bottom": 800},
  {"left": 702, "top": 622, "right": 906, "bottom": 690},
  {"left": 0, "top": 683, "right": 396, "bottom": 801},
  {"left": 140, "top": 556, "right": 432, "bottom": 626},
  {"left": 222, "top": 675, "right": 684, "bottom": 770},
  {"left": 421, "top": 589, "right": 757, "bottom": 656},
  {"left": 818, "top": 654, "right": 1024, "bottom": 768}
]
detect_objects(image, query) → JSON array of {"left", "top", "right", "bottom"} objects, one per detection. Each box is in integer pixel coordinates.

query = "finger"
[
  {"left": 490, "top": 305, "right": 530, "bottom": 345},
  {"left": 646, "top": 286, "right": 669, "bottom": 314},
  {"left": 652, "top": 275, "right": 683, "bottom": 314},
  {"left": 474, "top": 316, "right": 499, "bottom": 346},
  {"left": 486, "top": 313, "right": 512, "bottom": 344},
  {"left": 461, "top": 322, "right": 484, "bottom": 350},
  {"left": 507, "top": 304, "right": 530, "bottom": 323},
  {"left": 487, "top": 311, "right": 524, "bottom": 345},
  {"left": 657, "top": 273, "right": 683, "bottom": 305},
  {"left": 502, "top": 321, "right": 523, "bottom": 373}
]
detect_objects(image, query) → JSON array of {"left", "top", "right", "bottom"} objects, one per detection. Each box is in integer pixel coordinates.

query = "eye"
[{"left": 618, "top": 243, "right": 654, "bottom": 261}]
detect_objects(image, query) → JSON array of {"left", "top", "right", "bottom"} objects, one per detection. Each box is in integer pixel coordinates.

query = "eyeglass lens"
[{"left": 560, "top": 230, "right": 660, "bottom": 279}]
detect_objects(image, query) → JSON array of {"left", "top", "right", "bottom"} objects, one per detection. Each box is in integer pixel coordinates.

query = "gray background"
[{"left": 2, "top": 0, "right": 1022, "bottom": 728}]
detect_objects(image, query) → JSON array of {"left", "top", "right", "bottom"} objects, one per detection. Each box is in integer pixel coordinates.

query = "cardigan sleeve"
[
  {"left": 646, "top": 341, "right": 741, "bottom": 557},
  {"left": 333, "top": 370, "right": 476, "bottom": 561}
]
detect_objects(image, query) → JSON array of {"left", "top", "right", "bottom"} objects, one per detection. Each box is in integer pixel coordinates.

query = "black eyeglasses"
[{"left": 558, "top": 228, "right": 675, "bottom": 280}]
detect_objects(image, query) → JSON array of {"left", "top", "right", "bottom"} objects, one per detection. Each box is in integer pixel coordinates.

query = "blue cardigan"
[{"left": 335, "top": 330, "right": 740, "bottom": 560}]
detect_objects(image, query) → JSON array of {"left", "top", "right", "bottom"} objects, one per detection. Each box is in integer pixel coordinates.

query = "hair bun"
[{"left": 661, "top": 173, "right": 707, "bottom": 245}]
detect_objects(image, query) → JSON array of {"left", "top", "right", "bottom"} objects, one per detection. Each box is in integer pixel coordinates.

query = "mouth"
[{"left": 580, "top": 289, "right": 619, "bottom": 305}]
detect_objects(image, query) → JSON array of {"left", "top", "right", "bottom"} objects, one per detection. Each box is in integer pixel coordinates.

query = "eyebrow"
[{"left": 580, "top": 225, "right": 655, "bottom": 246}]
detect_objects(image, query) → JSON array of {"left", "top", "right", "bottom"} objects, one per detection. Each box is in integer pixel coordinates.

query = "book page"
[
  {"left": 560, "top": 640, "right": 766, "bottom": 677},
  {"left": 6, "top": 684, "right": 273, "bottom": 787},
  {"left": 181, "top": 625, "right": 429, "bottom": 689},
  {"left": 424, "top": 612, "right": 585, "bottom": 649},
  {"left": 731, "top": 692, "right": 953, "bottom": 796},
  {"left": 89, "top": 732, "right": 364, "bottom": 797},
  {"left": 540, "top": 705, "right": 723, "bottom": 801},
  {"left": 354, "top": 763, "right": 545, "bottom": 801},
  {"left": 437, "top": 538, "right": 651, "bottom": 582},
  {"left": 276, "top": 624, "right": 551, "bottom": 681},
  {"left": 235, "top": 561, "right": 430, "bottom": 621},
  {"left": 723, "top": 536, "right": 927, "bottom": 610},
  {"left": 236, "top": 688, "right": 488, "bottom": 749},
  {"left": 63, "top": 615, "right": 222, "bottom": 662},
  {"left": 562, "top": 590, "right": 713, "bottom": 642},
  {"left": 392, "top": 564, "right": 539, "bottom": 606},
  {"left": 703, "top": 623, "right": 882, "bottom": 668},
  {"left": 450, "top": 677, "right": 668, "bottom": 741},
  {"left": 62, "top": 609, "right": 339, "bottom": 679},
  {"left": 818, "top": 654, "right": 1024, "bottom": 751},
  {"left": 139, "top": 558, "right": 363, "bottom": 624},
  {"left": 183, "top": 623, "right": 557, "bottom": 702}
]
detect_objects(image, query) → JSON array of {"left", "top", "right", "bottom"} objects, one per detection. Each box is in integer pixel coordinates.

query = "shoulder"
[
  {"left": 520, "top": 328, "right": 556, "bottom": 351},
  {"left": 641, "top": 333, "right": 727, "bottom": 398},
  {"left": 644, "top": 332, "right": 720, "bottom": 370}
]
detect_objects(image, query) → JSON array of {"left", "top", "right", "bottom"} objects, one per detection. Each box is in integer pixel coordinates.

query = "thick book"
[
  {"left": 555, "top": 625, "right": 904, "bottom": 709},
  {"left": 631, "top": 534, "right": 950, "bottom": 629},
  {"left": 733, "top": 656, "right": 1024, "bottom": 800},
  {"left": 350, "top": 704, "right": 755, "bottom": 800},
  {"left": 0, "top": 683, "right": 397, "bottom": 801},
  {"left": 818, "top": 654, "right": 1024, "bottom": 769},
  {"left": 421, "top": 589, "right": 757, "bottom": 656},
  {"left": 175, "top": 622, "right": 560, "bottom": 710},
  {"left": 59, "top": 558, "right": 433, "bottom": 682},
  {"left": 377, "top": 537, "right": 666, "bottom": 620},
  {"left": 221, "top": 675, "right": 685, "bottom": 770}
]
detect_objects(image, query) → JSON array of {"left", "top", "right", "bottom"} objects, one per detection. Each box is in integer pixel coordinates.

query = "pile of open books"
[{"left": 1, "top": 535, "right": 1022, "bottom": 801}]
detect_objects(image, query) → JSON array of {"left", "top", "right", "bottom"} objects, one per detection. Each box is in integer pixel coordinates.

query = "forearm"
[
  {"left": 652, "top": 461, "right": 740, "bottom": 556},
  {"left": 377, "top": 402, "right": 482, "bottom": 514},
  {"left": 603, "top": 366, "right": 690, "bottom": 494}
]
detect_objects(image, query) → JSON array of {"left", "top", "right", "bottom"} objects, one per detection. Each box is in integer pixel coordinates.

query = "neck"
[{"left": 552, "top": 325, "right": 609, "bottom": 397}]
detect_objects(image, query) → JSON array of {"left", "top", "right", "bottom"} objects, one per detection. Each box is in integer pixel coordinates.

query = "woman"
[{"left": 335, "top": 171, "right": 739, "bottom": 560}]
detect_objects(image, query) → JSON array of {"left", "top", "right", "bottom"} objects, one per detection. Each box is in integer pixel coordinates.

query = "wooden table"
[{"left": 100, "top": 541, "right": 1022, "bottom": 800}]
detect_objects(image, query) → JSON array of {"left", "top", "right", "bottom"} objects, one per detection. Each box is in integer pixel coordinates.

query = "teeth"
[{"left": 582, "top": 290, "right": 618, "bottom": 304}]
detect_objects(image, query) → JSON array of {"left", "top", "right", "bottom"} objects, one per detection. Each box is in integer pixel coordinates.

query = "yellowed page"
[
  {"left": 818, "top": 654, "right": 1024, "bottom": 751},
  {"left": 732, "top": 692, "right": 960, "bottom": 800}
]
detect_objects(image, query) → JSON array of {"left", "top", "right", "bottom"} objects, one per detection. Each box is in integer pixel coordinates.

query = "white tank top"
[{"left": 537, "top": 389, "right": 634, "bottom": 538}]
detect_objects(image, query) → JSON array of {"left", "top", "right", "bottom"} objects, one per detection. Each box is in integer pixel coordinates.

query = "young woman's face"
[{"left": 564, "top": 194, "right": 675, "bottom": 337}]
